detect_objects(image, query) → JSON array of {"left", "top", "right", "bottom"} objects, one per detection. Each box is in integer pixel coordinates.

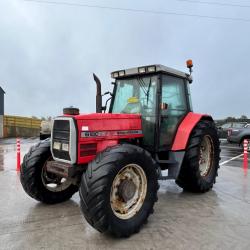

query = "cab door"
[{"left": 159, "top": 75, "right": 190, "bottom": 148}]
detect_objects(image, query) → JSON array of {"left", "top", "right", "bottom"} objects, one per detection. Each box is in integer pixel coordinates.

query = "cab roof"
[{"left": 111, "top": 64, "right": 190, "bottom": 80}]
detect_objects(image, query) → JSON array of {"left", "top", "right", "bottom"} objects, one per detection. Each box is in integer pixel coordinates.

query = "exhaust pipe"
[{"left": 93, "top": 73, "right": 102, "bottom": 113}]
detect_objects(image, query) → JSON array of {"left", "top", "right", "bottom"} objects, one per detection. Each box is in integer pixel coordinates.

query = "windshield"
[{"left": 111, "top": 76, "right": 157, "bottom": 116}]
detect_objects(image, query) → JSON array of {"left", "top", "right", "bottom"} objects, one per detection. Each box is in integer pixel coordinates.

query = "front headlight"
[
  {"left": 62, "top": 143, "right": 69, "bottom": 152},
  {"left": 53, "top": 142, "right": 61, "bottom": 150}
]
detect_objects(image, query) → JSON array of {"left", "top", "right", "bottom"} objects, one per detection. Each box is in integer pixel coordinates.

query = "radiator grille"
[{"left": 52, "top": 120, "right": 71, "bottom": 161}]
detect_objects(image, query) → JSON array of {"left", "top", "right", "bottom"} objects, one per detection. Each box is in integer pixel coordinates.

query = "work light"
[
  {"left": 138, "top": 67, "right": 146, "bottom": 73},
  {"left": 147, "top": 66, "right": 156, "bottom": 72},
  {"left": 118, "top": 70, "right": 125, "bottom": 77},
  {"left": 112, "top": 72, "right": 119, "bottom": 78}
]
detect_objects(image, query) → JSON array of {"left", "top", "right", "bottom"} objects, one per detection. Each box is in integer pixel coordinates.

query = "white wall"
[{"left": 0, "top": 115, "right": 3, "bottom": 138}]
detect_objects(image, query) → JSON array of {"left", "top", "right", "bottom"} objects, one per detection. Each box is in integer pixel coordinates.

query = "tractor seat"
[{"left": 122, "top": 97, "right": 142, "bottom": 114}]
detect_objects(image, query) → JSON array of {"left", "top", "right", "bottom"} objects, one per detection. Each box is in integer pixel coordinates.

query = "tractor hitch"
[{"left": 46, "top": 161, "right": 84, "bottom": 181}]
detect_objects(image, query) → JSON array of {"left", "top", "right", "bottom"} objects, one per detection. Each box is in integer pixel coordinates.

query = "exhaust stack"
[{"left": 93, "top": 73, "right": 102, "bottom": 113}]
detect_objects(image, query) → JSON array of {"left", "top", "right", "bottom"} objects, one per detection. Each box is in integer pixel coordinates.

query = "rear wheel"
[
  {"left": 176, "top": 120, "right": 220, "bottom": 192},
  {"left": 20, "top": 140, "right": 78, "bottom": 204},
  {"left": 79, "top": 144, "right": 159, "bottom": 237}
]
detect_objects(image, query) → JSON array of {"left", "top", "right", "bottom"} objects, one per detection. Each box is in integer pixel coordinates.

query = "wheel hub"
[
  {"left": 118, "top": 179, "right": 137, "bottom": 202},
  {"left": 110, "top": 164, "right": 147, "bottom": 220},
  {"left": 199, "top": 135, "right": 214, "bottom": 177}
]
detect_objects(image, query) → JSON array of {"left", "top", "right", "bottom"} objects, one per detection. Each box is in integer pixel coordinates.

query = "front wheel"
[
  {"left": 79, "top": 144, "right": 159, "bottom": 237},
  {"left": 176, "top": 120, "right": 220, "bottom": 193},
  {"left": 20, "top": 139, "right": 78, "bottom": 204}
]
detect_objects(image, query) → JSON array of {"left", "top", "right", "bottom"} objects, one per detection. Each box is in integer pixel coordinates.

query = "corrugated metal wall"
[
  {"left": 0, "top": 115, "right": 3, "bottom": 138},
  {"left": 0, "top": 89, "right": 4, "bottom": 116},
  {"left": 3, "top": 115, "right": 41, "bottom": 138}
]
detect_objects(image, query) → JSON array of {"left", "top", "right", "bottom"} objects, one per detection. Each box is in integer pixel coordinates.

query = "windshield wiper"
[
  {"left": 137, "top": 77, "right": 148, "bottom": 96},
  {"left": 146, "top": 78, "right": 152, "bottom": 105},
  {"left": 137, "top": 77, "right": 152, "bottom": 105}
]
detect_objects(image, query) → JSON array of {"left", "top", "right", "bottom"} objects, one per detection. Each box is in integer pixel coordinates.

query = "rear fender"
[{"left": 171, "top": 112, "right": 213, "bottom": 151}]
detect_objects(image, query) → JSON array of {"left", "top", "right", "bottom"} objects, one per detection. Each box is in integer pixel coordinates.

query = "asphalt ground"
[{"left": 0, "top": 138, "right": 250, "bottom": 249}]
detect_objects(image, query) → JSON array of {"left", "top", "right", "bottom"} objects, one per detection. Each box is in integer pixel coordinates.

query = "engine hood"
[
  {"left": 73, "top": 113, "right": 141, "bottom": 120},
  {"left": 72, "top": 113, "right": 142, "bottom": 134},
  {"left": 53, "top": 113, "right": 143, "bottom": 165}
]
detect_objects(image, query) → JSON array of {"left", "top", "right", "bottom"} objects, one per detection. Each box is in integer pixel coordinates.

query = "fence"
[{"left": 3, "top": 115, "right": 41, "bottom": 138}]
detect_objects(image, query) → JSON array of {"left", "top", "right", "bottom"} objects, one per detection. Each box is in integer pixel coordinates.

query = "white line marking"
[
  {"left": 219, "top": 139, "right": 227, "bottom": 141},
  {"left": 220, "top": 155, "right": 236, "bottom": 158},
  {"left": 220, "top": 146, "right": 241, "bottom": 150},
  {"left": 220, "top": 154, "right": 244, "bottom": 166}
]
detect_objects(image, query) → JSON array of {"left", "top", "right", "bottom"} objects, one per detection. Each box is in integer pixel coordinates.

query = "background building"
[{"left": 0, "top": 87, "right": 5, "bottom": 138}]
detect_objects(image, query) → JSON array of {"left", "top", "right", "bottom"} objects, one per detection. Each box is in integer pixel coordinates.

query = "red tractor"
[{"left": 20, "top": 61, "right": 220, "bottom": 237}]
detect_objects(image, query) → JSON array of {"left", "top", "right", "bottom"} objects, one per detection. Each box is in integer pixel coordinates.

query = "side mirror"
[{"left": 160, "top": 103, "right": 168, "bottom": 111}]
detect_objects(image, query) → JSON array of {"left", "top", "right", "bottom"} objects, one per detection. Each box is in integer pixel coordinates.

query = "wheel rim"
[
  {"left": 199, "top": 135, "right": 214, "bottom": 177},
  {"left": 41, "top": 159, "right": 72, "bottom": 192},
  {"left": 110, "top": 164, "right": 147, "bottom": 220}
]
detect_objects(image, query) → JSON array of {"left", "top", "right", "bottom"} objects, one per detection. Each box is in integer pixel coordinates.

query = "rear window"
[
  {"left": 221, "top": 123, "right": 231, "bottom": 129},
  {"left": 233, "top": 123, "right": 246, "bottom": 128}
]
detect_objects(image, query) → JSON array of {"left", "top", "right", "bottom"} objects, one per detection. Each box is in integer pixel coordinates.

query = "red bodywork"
[
  {"left": 72, "top": 112, "right": 211, "bottom": 164},
  {"left": 171, "top": 112, "right": 212, "bottom": 151},
  {"left": 74, "top": 113, "right": 143, "bottom": 164}
]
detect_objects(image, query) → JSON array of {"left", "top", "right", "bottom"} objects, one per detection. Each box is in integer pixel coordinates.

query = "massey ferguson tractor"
[{"left": 20, "top": 61, "right": 220, "bottom": 237}]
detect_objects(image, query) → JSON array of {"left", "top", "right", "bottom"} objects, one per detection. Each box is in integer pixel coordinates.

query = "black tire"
[
  {"left": 40, "top": 133, "right": 49, "bottom": 140},
  {"left": 39, "top": 133, "right": 44, "bottom": 140},
  {"left": 79, "top": 144, "right": 159, "bottom": 237},
  {"left": 176, "top": 120, "right": 220, "bottom": 193},
  {"left": 20, "top": 139, "right": 78, "bottom": 204}
]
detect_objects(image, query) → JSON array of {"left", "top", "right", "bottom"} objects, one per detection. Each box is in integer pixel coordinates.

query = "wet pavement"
[{"left": 0, "top": 138, "right": 250, "bottom": 249}]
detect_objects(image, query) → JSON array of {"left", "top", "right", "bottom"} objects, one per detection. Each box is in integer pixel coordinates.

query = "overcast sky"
[{"left": 1, "top": 0, "right": 250, "bottom": 119}]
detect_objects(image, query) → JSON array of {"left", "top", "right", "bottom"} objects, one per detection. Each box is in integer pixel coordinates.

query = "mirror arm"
[{"left": 103, "top": 97, "right": 112, "bottom": 113}]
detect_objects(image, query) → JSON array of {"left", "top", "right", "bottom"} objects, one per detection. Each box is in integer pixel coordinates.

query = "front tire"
[
  {"left": 79, "top": 144, "right": 159, "bottom": 237},
  {"left": 20, "top": 139, "right": 78, "bottom": 204},
  {"left": 176, "top": 120, "right": 220, "bottom": 193}
]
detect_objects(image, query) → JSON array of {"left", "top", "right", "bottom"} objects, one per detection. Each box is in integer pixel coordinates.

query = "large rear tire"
[
  {"left": 20, "top": 139, "right": 78, "bottom": 204},
  {"left": 176, "top": 120, "right": 220, "bottom": 193},
  {"left": 79, "top": 144, "right": 159, "bottom": 237}
]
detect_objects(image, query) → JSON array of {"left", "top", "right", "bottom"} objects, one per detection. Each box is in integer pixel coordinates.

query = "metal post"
[
  {"left": 16, "top": 138, "right": 21, "bottom": 171},
  {"left": 243, "top": 139, "right": 248, "bottom": 176}
]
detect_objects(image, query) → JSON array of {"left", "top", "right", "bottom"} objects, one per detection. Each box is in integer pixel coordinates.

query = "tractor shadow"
[{"left": 20, "top": 185, "right": 221, "bottom": 249}]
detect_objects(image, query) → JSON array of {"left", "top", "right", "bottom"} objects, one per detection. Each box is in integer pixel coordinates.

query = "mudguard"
[{"left": 171, "top": 112, "right": 213, "bottom": 151}]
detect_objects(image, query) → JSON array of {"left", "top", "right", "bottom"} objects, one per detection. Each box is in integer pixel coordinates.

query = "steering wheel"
[{"left": 121, "top": 102, "right": 142, "bottom": 114}]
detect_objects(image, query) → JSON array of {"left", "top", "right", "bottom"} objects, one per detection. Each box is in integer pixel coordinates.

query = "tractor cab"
[{"left": 108, "top": 64, "right": 193, "bottom": 152}]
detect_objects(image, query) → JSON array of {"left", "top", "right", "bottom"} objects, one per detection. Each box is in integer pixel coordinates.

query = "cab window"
[
  {"left": 160, "top": 75, "right": 188, "bottom": 147},
  {"left": 111, "top": 76, "right": 158, "bottom": 148}
]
